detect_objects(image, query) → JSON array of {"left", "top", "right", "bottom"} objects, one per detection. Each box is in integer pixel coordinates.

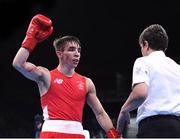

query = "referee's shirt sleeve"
[{"left": 132, "top": 58, "right": 150, "bottom": 87}]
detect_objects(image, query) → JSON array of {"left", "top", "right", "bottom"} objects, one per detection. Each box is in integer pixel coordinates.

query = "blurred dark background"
[{"left": 1, "top": 0, "right": 180, "bottom": 137}]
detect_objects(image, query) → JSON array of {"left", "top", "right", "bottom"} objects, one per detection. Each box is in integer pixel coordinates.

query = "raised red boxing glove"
[
  {"left": 22, "top": 14, "right": 53, "bottom": 52},
  {"left": 106, "top": 128, "right": 123, "bottom": 139}
]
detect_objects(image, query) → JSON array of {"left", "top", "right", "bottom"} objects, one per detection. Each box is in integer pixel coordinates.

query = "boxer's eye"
[{"left": 68, "top": 47, "right": 76, "bottom": 51}]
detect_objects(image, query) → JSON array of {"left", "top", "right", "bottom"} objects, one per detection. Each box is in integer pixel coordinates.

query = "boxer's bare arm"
[
  {"left": 86, "top": 78, "right": 122, "bottom": 138},
  {"left": 12, "top": 14, "right": 53, "bottom": 95},
  {"left": 13, "top": 47, "right": 49, "bottom": 82}
]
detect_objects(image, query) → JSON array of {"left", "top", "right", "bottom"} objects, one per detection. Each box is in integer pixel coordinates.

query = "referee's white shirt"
[{"left": 132, "top": 51, "right": 180, "bottom": 125}]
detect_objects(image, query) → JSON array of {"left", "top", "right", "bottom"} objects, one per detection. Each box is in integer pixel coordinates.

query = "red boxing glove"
[
  {"left": 22, "top": 14, "right": 53, "bottom": 52},
  {"left": 106, "top": 128, "right": 123, "bottom": 139}
]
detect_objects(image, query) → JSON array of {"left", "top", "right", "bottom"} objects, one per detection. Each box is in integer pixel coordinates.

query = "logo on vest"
[
  {"left": 76, "top": 81, "right": 85, "bottom": 90},
  {"left": 54, "top": 78, "right": 63, "bottom": 84}
]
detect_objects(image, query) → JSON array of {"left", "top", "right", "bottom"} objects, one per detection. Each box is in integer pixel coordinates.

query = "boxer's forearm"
[
  {"left": 96, "top": 111, "right": 114, "bottom": 132},
  {"left": 96, "top": 111, "right": 123, "bottom": 138}
]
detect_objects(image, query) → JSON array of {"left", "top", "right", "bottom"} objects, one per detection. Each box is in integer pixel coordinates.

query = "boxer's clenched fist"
[{"left": 22, "top": 14, "right": 53, "bottom": 52}]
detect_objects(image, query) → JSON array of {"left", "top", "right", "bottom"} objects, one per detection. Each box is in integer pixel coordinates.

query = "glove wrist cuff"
[
  {"left": 22, "top": 36, "right": 37, "bottom": 53},
  {"left": 106, "top": 128, "right": 122, "bottom": 138}
]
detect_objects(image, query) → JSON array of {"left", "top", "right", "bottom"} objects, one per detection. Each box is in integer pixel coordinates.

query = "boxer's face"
[{"left": 60, "top": 41, "right": 81, "bottom": 68}]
